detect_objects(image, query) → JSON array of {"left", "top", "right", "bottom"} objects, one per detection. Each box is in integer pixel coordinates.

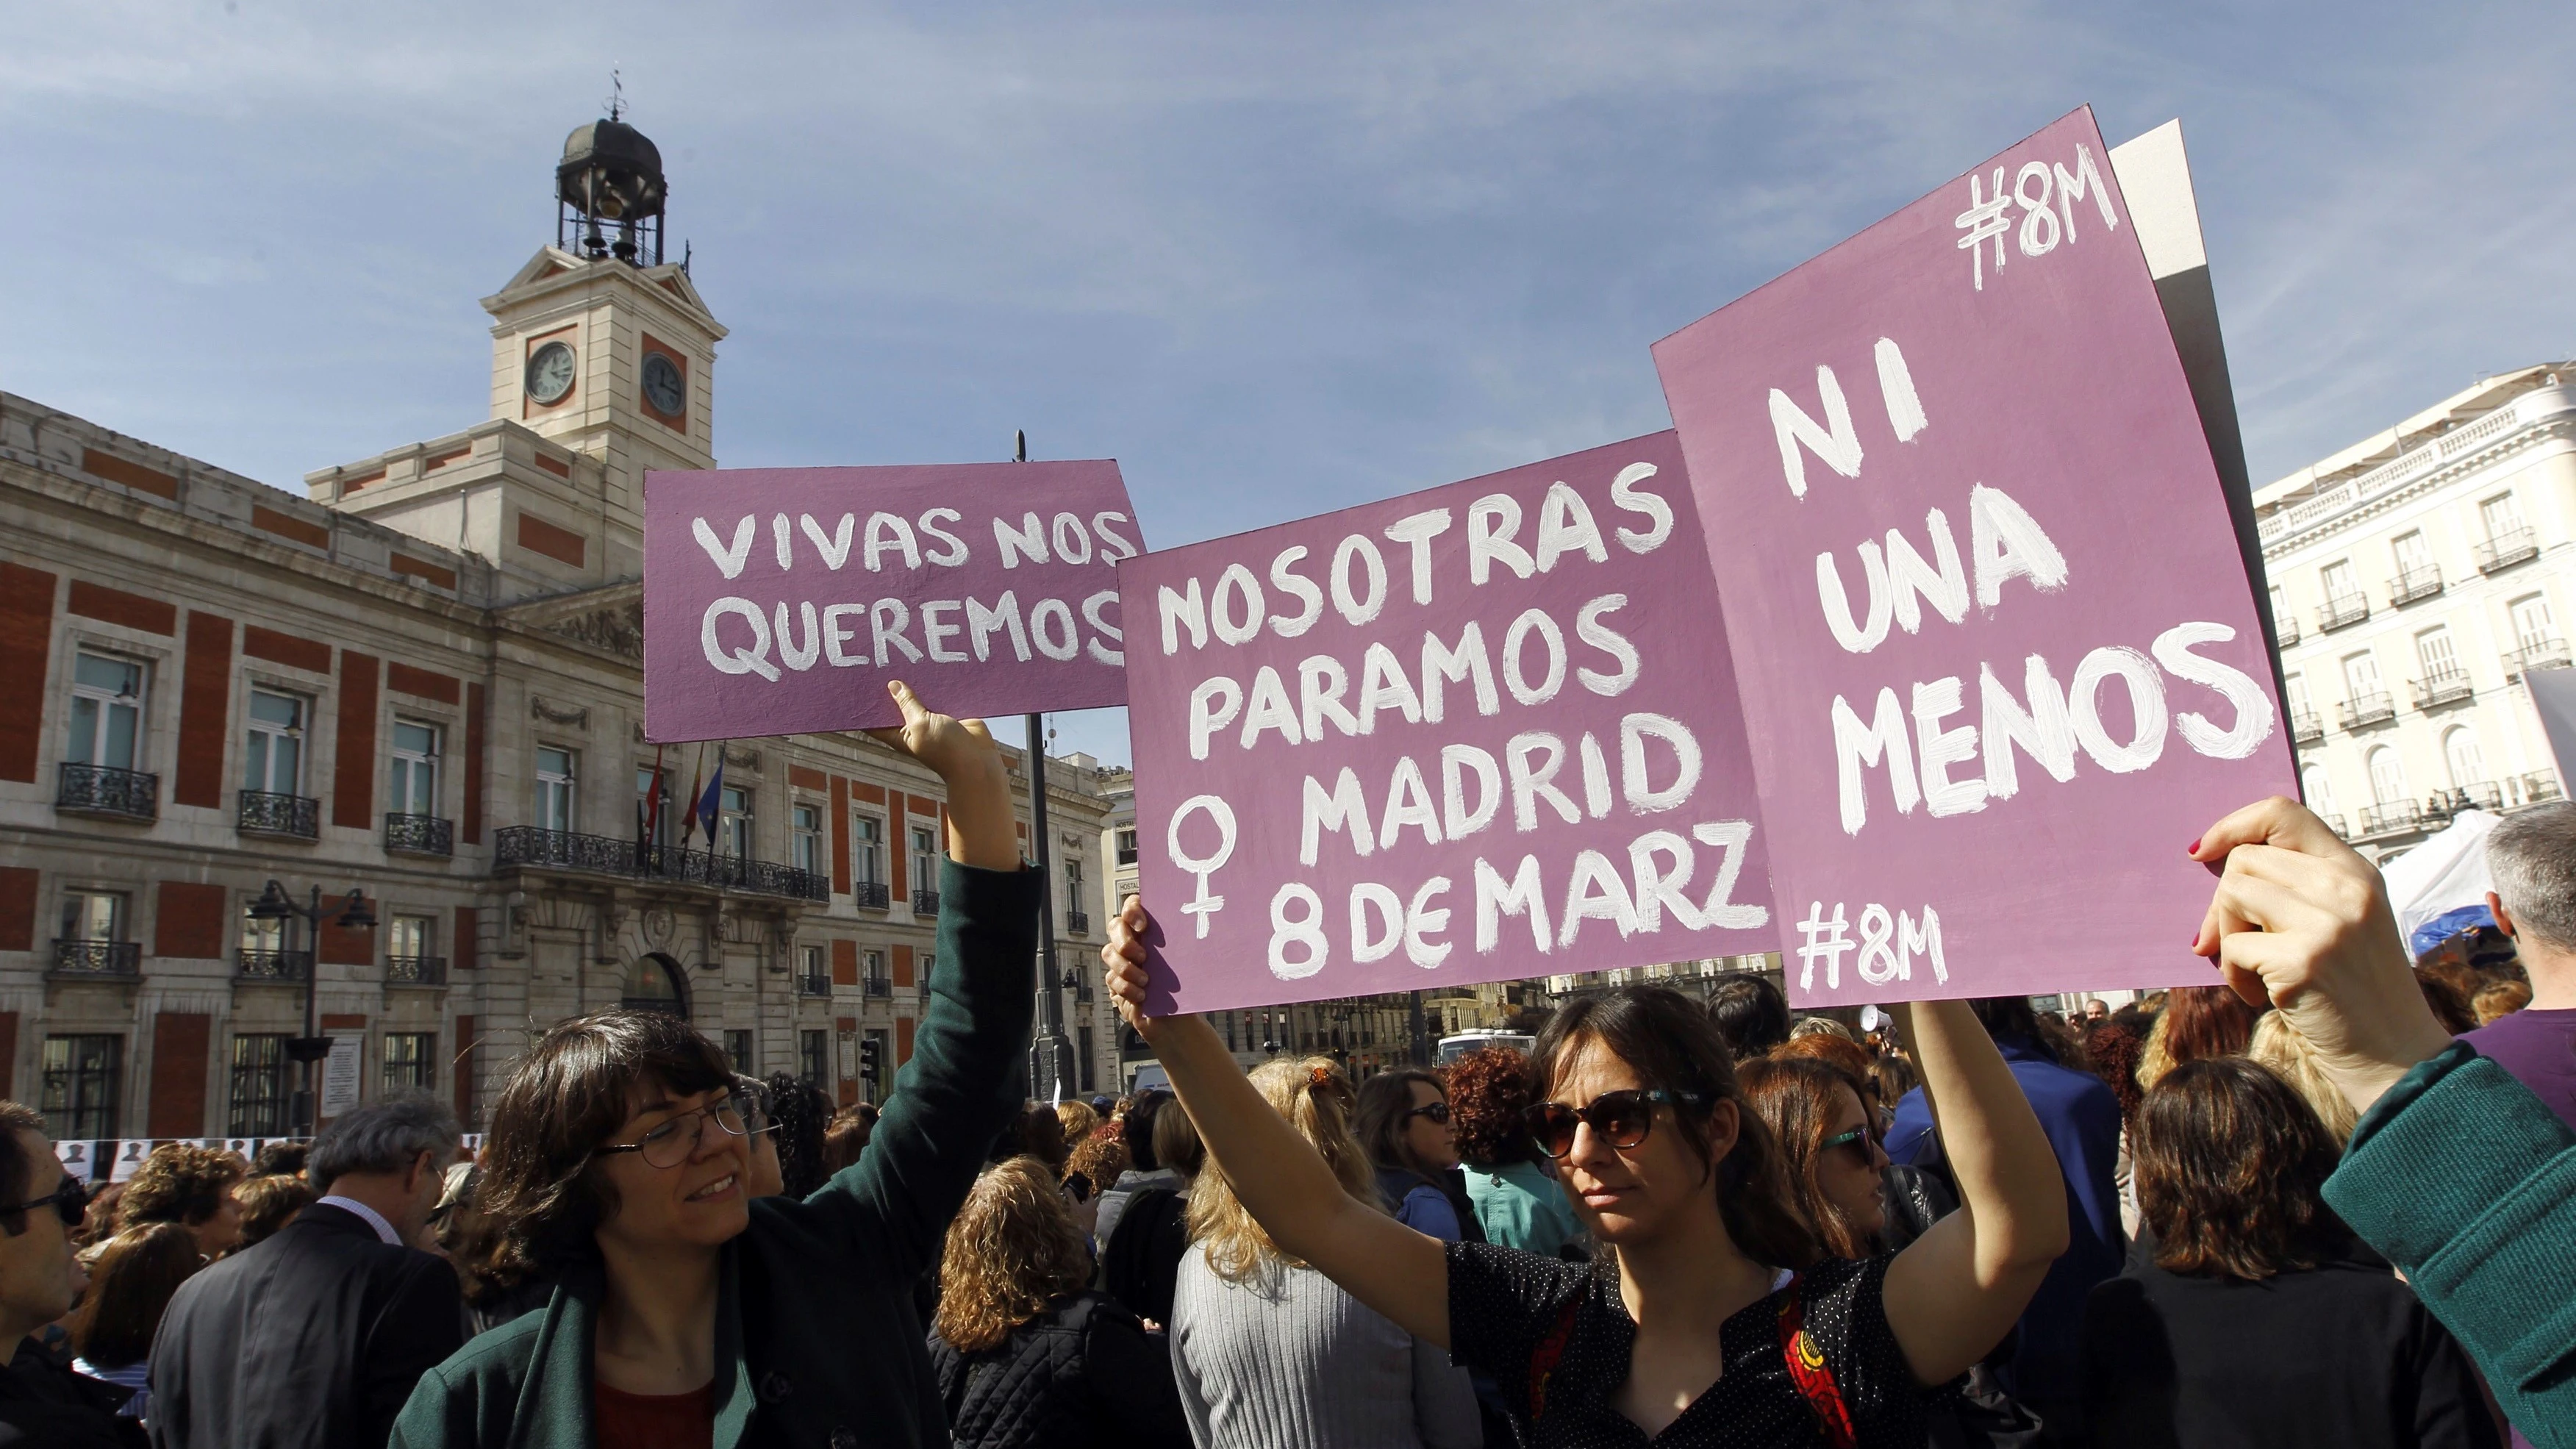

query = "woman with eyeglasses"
[
  {"left": 1104, "top": 898, "right": 2067, "bottom": 1447},
  {"left": 392, "top": 682, "right": 1040, "bottom": 1449},
  {"left": 1353, "top": 1070, "right": 1481, "bottom": 1244}
]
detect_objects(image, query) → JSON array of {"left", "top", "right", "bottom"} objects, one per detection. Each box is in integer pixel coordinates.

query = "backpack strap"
[
  {"left": 1525, "top": 1290, "right": 1582, "bottom": 1422},
  {"left": 1775, "top": 1273, "right": 1857, "bottom": 1449}
]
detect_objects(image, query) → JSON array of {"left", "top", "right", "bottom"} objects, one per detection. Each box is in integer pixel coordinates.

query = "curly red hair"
[{"left": 1444, "top": 1046, "right": 1536, "bottom": 1167}]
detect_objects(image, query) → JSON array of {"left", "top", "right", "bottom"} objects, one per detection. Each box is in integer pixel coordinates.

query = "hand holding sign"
[{"left": 863, "top": 679, "right": 1019, "bottom": 874}]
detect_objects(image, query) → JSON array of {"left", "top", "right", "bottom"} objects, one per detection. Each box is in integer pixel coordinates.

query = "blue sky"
[{"left": 7, "top": 1, "right": 2574, "bottom": 764}]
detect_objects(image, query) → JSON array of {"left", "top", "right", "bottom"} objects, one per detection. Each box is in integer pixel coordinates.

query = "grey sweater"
[{"left": 1170, "top": 1251, "right": 1479, "bottom": 1449}]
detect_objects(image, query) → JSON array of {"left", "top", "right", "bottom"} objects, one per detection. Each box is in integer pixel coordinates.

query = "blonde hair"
[
  {"left": 1187, "top": 1056, "right": 1382, "bottom": 1285},
  {"left": 2245, "top": 1012, "right": 2358, "bottom": 1145},
  {"left": 933, "top": 1156, "right": 1092, "bottom": 1353},
  {"left": 1054, "top": 1100, "right": 1101, "bottom": 1145}
]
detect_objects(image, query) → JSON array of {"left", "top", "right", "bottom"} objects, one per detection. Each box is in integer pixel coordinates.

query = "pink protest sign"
[
  {"left": 1123, "top": 432, "right": 1775, "bottom": 1015},
  {"left": 1652, "top": 106, "right": 2295, "bottom": 1006},
  {"left": 643, "top": 462, "right": 1139, "bottom": 740}
]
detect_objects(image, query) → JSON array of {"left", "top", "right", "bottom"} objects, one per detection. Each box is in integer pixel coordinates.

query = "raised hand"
[
  {"left": 1102, "top": 895, "right": 1162, "bottom": 1041},
  {"left": 2187, "top": 795, "right": 2453, "bottom": 1113},
  {"left": 863, "top": 681, "right": 1017, "bottom": 873}
]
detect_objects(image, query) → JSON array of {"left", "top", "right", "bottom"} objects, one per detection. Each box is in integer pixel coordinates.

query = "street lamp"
[{"left": 249, "top": 880, "right": 377, "bottom": 1139}]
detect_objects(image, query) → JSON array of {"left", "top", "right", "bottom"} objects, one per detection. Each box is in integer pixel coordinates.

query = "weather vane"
[{"left": 606, "top": 68, "right": 625, "bottom": 122}]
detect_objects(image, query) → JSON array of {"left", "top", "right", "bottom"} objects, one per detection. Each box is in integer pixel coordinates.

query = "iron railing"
[
  {"left": 2511, "top": 637, "right": 2572, "bottom": 679},
  {"left": 387, "top": 955, "right": 448, "bottom": 986},
  {"left": 2411, "top": 671, "right": 2475, "bottom": 710},
  {"left": 798, "top": 972, "right": 831, "bottom": 998},
  {"left": 2318, "top": 812, "right": 2347, "bottom": 838},
  {"left": 235, "top": 948, "right": 312, "bottom": 983},
  {"left": 913, "top": 888, "right": 942, "bottom": 916},
  {"left": 2272, "top": 616, "right": 2301, "bottom": 648},
  {"left": 1064, "top": 911, "right": 1091, "bottom": 937},
  {"left": 2389, "top": 565, "right": 2444, "bottom": 606},
  {"left": 491, "top": 827, "right": 828, "bottom": 901},
  {"left": 2289, "top": 709, "right": 2325, "bottom": 744},
  {"left": 51, "top": 940, "right": 140, "bottom": 978},
  {"left": 57, "top": 762, "right": 157, "bottom": 820},
  {"left": 2361, "top": 801, "right": 2420, "bottom": 836},
  {"left": 237, "top": 790, "right": 320, "bottom": 839},
  {"left": 2318, "top": 593, "right": 2372, "bottom": 632},
  {"left": 384, "top": 813, "right": 454, "bottom": 857},
  {"left": 853, "top": 881, "right": 891, "bottom": 910},
  {"left": 2525, "top": 770, "right": 2564, "bottom": 803},
  {"left": 2339, "top": 691, "right": 2396, "bottom": 730},
  {"left": 2477, "top": 527, "right": 2539, "bottom": 573},
  {"left": 864, "top": 976, "right": 892, "bottom": 998}
]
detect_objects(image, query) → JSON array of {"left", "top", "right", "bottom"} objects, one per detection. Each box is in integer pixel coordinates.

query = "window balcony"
[
  {"left": 2439, "top": 781, "right": 2504, "bottom": 814},
  {"left": 384, "top": 812, "right": 454, "bottom": 858},
  {"left": 2476, "top": 527, "right": 2539, "bottom": 574},
  {"left": 2360, "top": 801, "right": 2421, "bottom": 837},
  {"left": 798, "top": 971, "right": 831, "bottom": 999},
  {"left": 2272, "top": 616, "right": 2301, "bottom": 648},
  {"left": 2509, "top": 637, "right": 2572, "bottom": 680},
  {"left": 1064, "top": 911, "right": 1091, "bottom": 937},
  {"left": 235, "top": 948, "right": 312, "bottom": 983},
  {"left": 2317, "top": 593, "right": 2372, "bottom": 632},
  {"left": 2525, "top": 770, "right": 2564, "bottom": 803},
  {"left": 237, "top": 790, "right": 321, "bottom": 840},
  {"left": 57, "top": 762, "right": 158, "bottom": 821},
  {"left": 2289, "top": 709, "right": 2325, "bottom": 745},
  {"left": 864, "top": 976, "right": 892, "bottom": 999},
  {"left": 2338, "top": 691, "right": 2396, "bottom": 730},
  {"left": 491, "top": 827, "right": 828, "bottom": 902},
  {"left": 853, "top": 881, "right": 891, "bottom": 911},
  {"left": 51, "top": 940, "right": 140, "bottom": 979},
  {"left": 2410, "top": 670, "right": 2475, "bottom": 710},
  {"left": 387, "top": 955, "right": 447, "bottom": 986},
  {"left": 2317, "top": 812, "right": 2347, "bottom": 839},
  {"left": 912, "top": 887, "right": 942, "bottom": 916},
  {"left": 2389, "top": 565, "right": 2444, "bottom": 607}
]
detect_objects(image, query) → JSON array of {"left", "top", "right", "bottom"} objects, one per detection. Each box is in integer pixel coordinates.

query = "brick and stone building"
[{"left": 0, "top": 118, "right": 1112, "bottom": 1149}]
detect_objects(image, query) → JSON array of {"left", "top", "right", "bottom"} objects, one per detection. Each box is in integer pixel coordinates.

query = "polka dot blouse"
[{"left": 1443, "top": 1241, "right": 1939, "bottom": 1448}]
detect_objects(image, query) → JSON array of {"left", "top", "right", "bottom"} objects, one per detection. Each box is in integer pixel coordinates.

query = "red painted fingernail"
[{"left": 2186, "top": 837, "right": 2201, "bottom": 855}]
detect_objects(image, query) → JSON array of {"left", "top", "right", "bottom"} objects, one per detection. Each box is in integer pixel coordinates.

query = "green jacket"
[
  {"left": 2324, "top": 1041, "right": 2576, "bottom": 1447},
  {"left": 390, "top": 859, "right": 1039, "bottom": 1449}
]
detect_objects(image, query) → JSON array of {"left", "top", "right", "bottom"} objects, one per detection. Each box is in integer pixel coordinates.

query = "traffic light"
[{"left": 859, "top": 1040, "right": 881, "bottom": 1082}]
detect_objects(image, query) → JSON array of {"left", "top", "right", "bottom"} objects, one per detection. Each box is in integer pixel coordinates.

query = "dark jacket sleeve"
[
  {"left": 362, "top": 1255, "right": 468, "bottom": 1449},
  {"left": 809, "top": 856, "right": 1040, "bottom": 1281},
  {"left": 1081, "top": 1308, "right": 1192, "bottom": 1449},
  {"left": 2323, "top": 1042, "right": 2576, "bottom": 1445}
]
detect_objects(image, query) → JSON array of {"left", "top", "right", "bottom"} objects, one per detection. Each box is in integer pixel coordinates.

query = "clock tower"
[{"left": 308, "top": 113, "right": 724, "bottom": 598}]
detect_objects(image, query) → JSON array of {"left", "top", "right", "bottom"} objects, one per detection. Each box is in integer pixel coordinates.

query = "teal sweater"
[
  {"left": 2325, "top": 1042, "right": 2576, "bottom": 1447},
  {"left": 390, "top": 859, "right": 1038, "bottom": 1449}
]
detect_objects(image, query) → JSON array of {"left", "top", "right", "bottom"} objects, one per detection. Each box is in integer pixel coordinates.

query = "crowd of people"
[{"left": 0, "top": 681, "right": 2571, "bottom": 1447}]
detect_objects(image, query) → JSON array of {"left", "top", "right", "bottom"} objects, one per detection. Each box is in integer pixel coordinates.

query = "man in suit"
[{"left": 149, "top": 1095, "right": 463, "bottom": 1449}]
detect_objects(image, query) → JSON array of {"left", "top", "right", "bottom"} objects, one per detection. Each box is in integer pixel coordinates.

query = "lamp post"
[{"left": 247, "top": 880, "right": 377, "bottom": 1139}]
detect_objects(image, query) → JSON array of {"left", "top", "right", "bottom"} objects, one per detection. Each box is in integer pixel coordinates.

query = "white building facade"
[{"left": 2258, "top": 365, "right": 2576, "bottom": 859}]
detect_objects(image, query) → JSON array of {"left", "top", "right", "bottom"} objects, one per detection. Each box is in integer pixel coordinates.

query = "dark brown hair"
[
  {"left": 2135, "top": 1057, "right": 2345, "bottom": 1281},
  {"left": 1353, "top": 1070, "right": 1448, "bottom": 1178},
  {"left": 232, "top": 1173, "right": 315, "bottom": 1251},
  {"left": 2082, "top": 1023, "right": 2146, "bottom": 1131},
  {"left": 1736, "top": 1056, "right": 1877, "bottom": 1260},
  {"left": 2415, "top": 968, "right": 2478, "bottom": 1036},
  {"left": 70, "top": 1222, "right": 206, "bottom": 1367},
  {"left": 121, "top": 1143, "right": 245, "bottom": 1230},
  {"left": 2163, "top": 985, "right": 2261, "bottom": 1064},
  {"left": 1151, "top": 1096, "right": 1204, "bottom": 1178},
  {"left": 824, "top": 1103, "right": 876, "bottom": 1173},
  {"left": 0, "top": 1101, "right": 43, "bottom": 1226},
  {"left": 474, "top": 1008, "right": 737, "bottom": 1279},
  {"left": 1446, "top": 1047, "right": 1539, "bottom": 1167},
  {"left": 1533, "top": 985, "right": 1820, "bottom": 1270}
]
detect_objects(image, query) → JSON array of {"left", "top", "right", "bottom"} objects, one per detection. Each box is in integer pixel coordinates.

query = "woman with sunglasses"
[
  {"left": 1354, "top": 1071, "right": 1481, "bottom": 1244},
  {"left": 0, "top": 1100, "right": 134, "bottom": 1448},
  {"left": 392, "top": 682, "right": 1040, "bottom": 1449},
  {"left": 1736, "top": 1057, "right": 1892, "bottom": 1262},
  {"left": 1104, "top": 898, "right": 2067, "bottom": 1447}
]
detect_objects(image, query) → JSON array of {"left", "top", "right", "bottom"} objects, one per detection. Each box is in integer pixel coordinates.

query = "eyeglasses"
[
  {"left": 0, "top": 1175, "right": 85, "bottom": 1236},
  {"left": 596, "top": 1101, "right": 748, "bottom": 1170},
  {"left": 1523, "top": 1088, "right": 1707, "bottom": 1159},
  {"left": 1404, "top": 1101, "right": 1451, "bottom": 1126}
]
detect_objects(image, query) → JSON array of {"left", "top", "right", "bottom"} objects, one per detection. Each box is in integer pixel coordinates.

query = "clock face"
[
  {"left": 525, "top": 340, "right": 577, "bottom": 406},
  {"left": 641, "top": 351, "right": 686, "bottom": 418}
]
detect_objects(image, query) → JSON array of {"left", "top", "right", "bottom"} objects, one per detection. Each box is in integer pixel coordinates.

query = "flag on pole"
[
  {"left": 680, "top": 744, "right": 706, "bottom": 847},
  {"left": 696, "top": 752, "right": 727, "bottom": 848},
  {"left": 637, "top": 744, "right": 665, "bottom": 854}
]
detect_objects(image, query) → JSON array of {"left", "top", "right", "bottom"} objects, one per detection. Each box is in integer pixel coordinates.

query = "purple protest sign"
[
  {"left": 1652, "top": 106, "right": 2296, "bottom": 1006},
  {"left": 643, "top": 462, "right": 1139, "bottom": 740},
  {"left": 1123, "top": 432, "right": 1775, "bottom": 1015}
]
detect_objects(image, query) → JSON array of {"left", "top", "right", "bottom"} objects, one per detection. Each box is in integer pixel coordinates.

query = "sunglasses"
[
  {"left": 0, "top": 1175, "right": 85, "bottom": 1235},
  {"left": 1523, "top": 1088, "right": 1707, "bottom": 1159},
  {"left": 1819, "top": 1126, "right": 1876, "bottom": 1163},
  {"left": 1404, "top": 1101, "right": 1451, "bottom": 1126}
]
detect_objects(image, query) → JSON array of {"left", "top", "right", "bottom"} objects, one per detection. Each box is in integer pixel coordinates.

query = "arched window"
[
  {"left": 623, "top": 952, "right": 690, "bottom": 1018},
  {"left": 2368, "top": 747, "right": 2409, "bottom": 805},
  {"left": 2443, "top": 726, "right": 2487, "bottom": 793}
]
